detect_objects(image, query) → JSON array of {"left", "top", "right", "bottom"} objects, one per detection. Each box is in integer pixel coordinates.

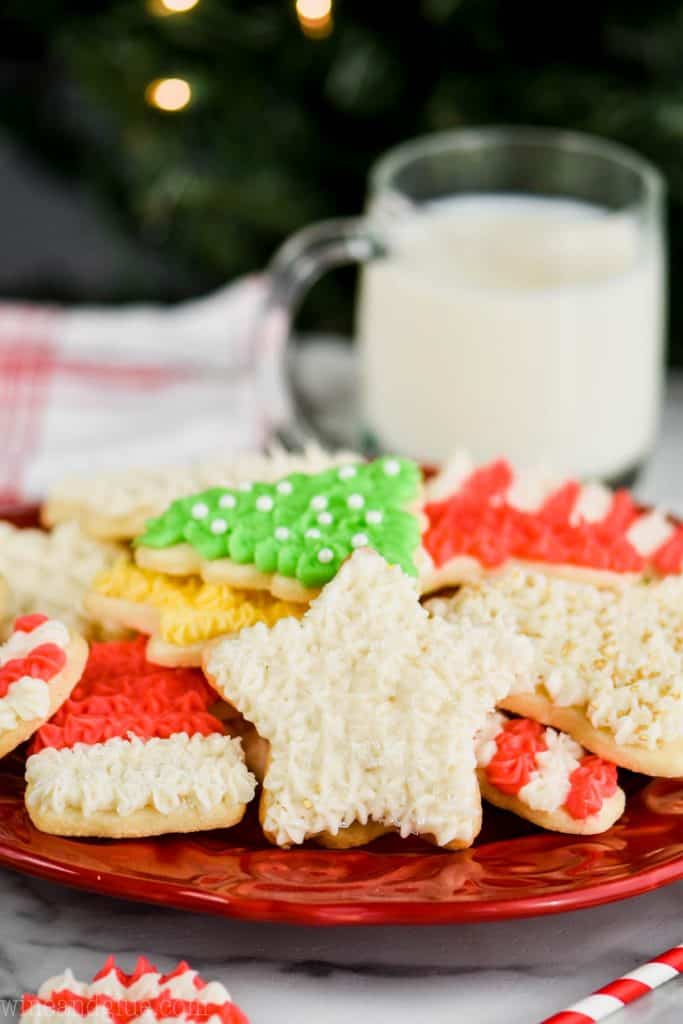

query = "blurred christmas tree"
[{"left": 1, "top": 0, "right": 682, "bottom": 362}]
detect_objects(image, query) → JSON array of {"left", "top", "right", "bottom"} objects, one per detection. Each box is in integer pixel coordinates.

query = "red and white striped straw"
[{"left": 539, "top": 944, "right": 683, "bottom": 1023}]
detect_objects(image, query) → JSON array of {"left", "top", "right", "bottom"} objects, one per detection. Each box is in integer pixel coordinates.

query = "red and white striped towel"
[{"left": 0, "top": 277, "right": 290, "bottom": 504}]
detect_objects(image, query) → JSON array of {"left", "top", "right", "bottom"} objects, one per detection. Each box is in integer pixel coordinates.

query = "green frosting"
[{"left": 136, "top": 457, "right": 422, "bottom": 588}]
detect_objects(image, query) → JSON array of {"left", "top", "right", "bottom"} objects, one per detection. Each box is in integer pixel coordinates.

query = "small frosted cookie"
[
  {"left": 0, "top": 520, "right": 122, "bottom": 640},
  {"left": 428, "top": 569, "right": 683, "bottom": 777},
  {"left": 476, "top": 712, "right": 624, "bottom": 834},
  {"left": 25, "top": 637, "right": 255, "bottom": 837},
  {"left": 421, "top": 452, "right": 683, "bottom": 593},
  {"left": 0, "top": 614, "right": 87, "bottom": 760},
  {"left": 85, "top": 559, "right": 305, "bottom": 667},
  {"left": 204, "top": 548, "right": 533, "bottom": 849},
  {"left": 42, "top": 443, "right": 361, "bottom": 542},
  {"left": 20, "top": 956, "right": 249, "bottom": 1024},
  {"left": 136, "top": 456, "right": 424, "bottom": 603}
]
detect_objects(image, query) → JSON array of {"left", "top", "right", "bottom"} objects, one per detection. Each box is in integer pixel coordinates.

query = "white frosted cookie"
[
  {"left": 20, "top": 956, "right": 249, "bottom": 1024},
  {"left": 204, "top": 548, "right": 533, "bottom": 849},
  {"left": 0, "top": 614, "right": 87, "bottom": 760},
  {"left": 428, "top": 569, "right": 683, "bottom": 776},
  {"left": 0, "top": 520, "right": 121, "bottom": 640},
  {"left": 24, "top": 637, "right": 255, "bottom": 838},
  {"left": 421, "top": 451, "right": 683, "bottom": 593},
  {"left": 475, "top": 711, "right": 625, "bottom": 835},
  {"left": 84, "top": 558, "right": 305, "bottom": 667},
  {"left": 42, "top": 443, "right": 361, "bottom": 541}
]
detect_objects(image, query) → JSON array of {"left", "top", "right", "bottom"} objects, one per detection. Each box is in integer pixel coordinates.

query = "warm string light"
[
  {"left": 295, "top": 0, "right": 333, "bottom": 38},
  {"left": 148, "top": 0, "right": 199, "bottom": 14},
  {"left": 145, "top": 77, "right": 192, "bottom": 111}
]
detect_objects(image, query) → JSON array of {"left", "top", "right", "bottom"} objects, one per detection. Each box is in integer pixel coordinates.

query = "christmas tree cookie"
[{"left": 135, "top": 456, "right": 423, "bottom": 602}]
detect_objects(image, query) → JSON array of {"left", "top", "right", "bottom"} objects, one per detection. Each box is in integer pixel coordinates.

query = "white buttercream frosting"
[
  {"left": 430, "top": 569, "right": 683, "bottom": 750},
  {"left": 0, "top": 620, "right": 69, "bottom": 666},
  {"left": 627, "top": 509, "right": 675, "bottom": 557},
  {"left": 0, "top": 677, "right": 50, "bottom": 730},
  {"left": 25, "top": 733, "right": 256, "bottom": 817},
  {"left": 37, "top": 966, "right": 231, "bottom": 1003}
]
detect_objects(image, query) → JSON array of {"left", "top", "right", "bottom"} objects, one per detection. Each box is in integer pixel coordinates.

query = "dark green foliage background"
[{"left": 2, "top": 0, "right": 681, "bottom": 362}]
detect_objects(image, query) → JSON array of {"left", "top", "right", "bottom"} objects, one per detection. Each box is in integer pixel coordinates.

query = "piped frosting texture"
[{"left": 136, "top": 457, "right": 422, "bottom": 588}]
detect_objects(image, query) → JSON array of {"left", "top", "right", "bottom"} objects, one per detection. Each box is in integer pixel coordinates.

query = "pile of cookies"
[{"left": 2, "top": 445, "right": 683, "bottom": 849}]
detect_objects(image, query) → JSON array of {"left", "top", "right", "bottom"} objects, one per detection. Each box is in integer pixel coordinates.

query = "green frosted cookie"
[{"left": 136, "top": 456, "right": 422, "bottom": 588}]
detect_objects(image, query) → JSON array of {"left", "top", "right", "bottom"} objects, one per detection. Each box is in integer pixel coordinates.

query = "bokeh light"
[
  {"left": 295, "top": 0, "right": 333, "bottom": 38},
  {"left": 145, "top": 77, "right": 192, "bottom": 112}
]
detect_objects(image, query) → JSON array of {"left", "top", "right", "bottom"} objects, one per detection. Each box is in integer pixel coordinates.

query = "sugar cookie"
[
  {"left": 204, "top": 548, "right": 533, "bottom": 849},
  {"left": 0, "top": 520, "right": 122, "bottom": 640},
  {"left": 42, "top": 443, "right": 361, "bottom": 541},
  {"left": 422, "top": 452, "right": 683, "bottom": 593},
  {"left": 0, "top": 614, "right": 87, "bottom": 760},
  {"left": 428, "top": 569, "right": 683, "bottom": 776},
  {"left": 476, "top": 712, "right": 624, "bottom": 834},
  {"left": 136, "top": 456, "right": 423, "bottom": 604},
  {"left": 85, "top": 559, "right": 304, "bottom": 667},
  {"left": 25, "top": 638, "right": 255, "bottom": 837},
  {"left": 20, "top": 956, "right": 249, "bottom": 1024}
]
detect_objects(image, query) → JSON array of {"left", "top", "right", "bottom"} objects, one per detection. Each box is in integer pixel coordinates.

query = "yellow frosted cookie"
[{"left": 85, "top": 559, "right": 304, "bottom": 666}]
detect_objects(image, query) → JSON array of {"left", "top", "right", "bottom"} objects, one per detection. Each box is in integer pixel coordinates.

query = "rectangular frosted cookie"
[
  {"left": 25, "top": 637, "right": 255, "bottom": 837},
  {"left": 428, "top": 569, "right": 683, "bottom": 776}
]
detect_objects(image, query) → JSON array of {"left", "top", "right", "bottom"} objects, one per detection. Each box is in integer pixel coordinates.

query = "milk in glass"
[{"left": 357, "top": 195, "right": 664, "bottom": 478}]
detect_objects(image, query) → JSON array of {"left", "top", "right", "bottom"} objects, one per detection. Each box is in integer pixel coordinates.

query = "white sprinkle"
[
  {"left": 191, "top": 502, "right": 209, "bottom": 520},
  {"left": 239, "top": 482, "right": 253, "bottom": 492},
  {"left": 277, "top": 480, "right": 293, "bottom": 495},
  {"left": 305, "top": 528, "right": 322, "bottom": 540},
  {"left": 317, "top": 548, "right": 334, "bottom": 564},
  {"left": 311, "top": 495, "right": 328, "bottom": 511},
  {"left": 366, "top": 509, "right": 383, "bottom": 525},
  {"left": 210, "top": 518, "right": 228, "bottom": 535},
  {"left": 219, "top": 493, "right": 237, "bottom": 510},
  {"left": 383, "top": 459, "right": 401, "bottom": 476},
  {"left": 347, "top": 493, "right": 365, "bottom": 510},
  {"left": 256, "top": 495, "right": 274, "bottom": 512},
  {"left": 338, "top": 466, "right": 357, "bottom": 480},
  {"left": 275, "top": 526, "right": 290, "bottom": 542},
  {"left": 318, "top": 512, "right": 333, "bottom": 526},
  {"left": 351, "top": 533, "right": 369, "bottom": 548}
]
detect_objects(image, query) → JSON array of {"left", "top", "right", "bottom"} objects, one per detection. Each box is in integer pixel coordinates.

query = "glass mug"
[{"left": 255, "top": 127, "right": 666, "bottom": 483}]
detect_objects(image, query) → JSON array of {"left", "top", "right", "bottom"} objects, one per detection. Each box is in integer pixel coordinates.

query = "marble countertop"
[{"left": 2, "top": 375, "right": 683, "bottom": 1024}]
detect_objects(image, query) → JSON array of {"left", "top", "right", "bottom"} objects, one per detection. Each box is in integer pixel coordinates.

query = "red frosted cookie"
[
  {"left": 422, "top": 453, "right": 683, "bottom": 591},
  {"left": 24, "top": 638, "right": 255, "bottom": 838},
  {"left": 476, "top": 712, "right": 624, "bottom": 834},
  {"left": 0, "top": 614, "right": 87, "bottom": 760},
  {"left": 20, "top": 956, "right": 249, "bottom": 1024}
]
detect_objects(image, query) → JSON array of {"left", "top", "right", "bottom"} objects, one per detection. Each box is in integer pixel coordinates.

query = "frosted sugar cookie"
[
  {"left": 42, "top": 443, "right": 361, "bottom": 541},
  {"left": 422, "top": 452, "right": 683, "bottom": 592},
  {"left": 0, "top": 520, "right": 122, "bottom": 640},
  {"left": 204, "top": 548, "right": 533, "bottom": 849},
  {"left": 428, "top": 569, "right": 683, "bottom": 776},
  {"left": 136, "top": 456, "right": 424, "bottom": 603},
  {"left": 25, "top": 637, "right": 255, "bottom": 837},
  {"left": 0, "top": 614, "right": 87, "bottom": 760},
  {"left": 85, "top": 559, "right": 305, "bottom": 667},
  {"left": 20, "top": 956, "right": 249, "bottom": 1024},
  {"left": 476, "top": 712, "right": 624, "bottom": 834}
]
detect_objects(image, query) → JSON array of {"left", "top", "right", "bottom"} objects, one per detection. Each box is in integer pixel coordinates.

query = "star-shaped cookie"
[{"left": 204, "top": 549, "right": 533, "bottom": 848}]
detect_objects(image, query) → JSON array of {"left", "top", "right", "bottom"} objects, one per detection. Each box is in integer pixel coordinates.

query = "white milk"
[{"left": 357, "top": 194, "right": 665, "bottom": 477}]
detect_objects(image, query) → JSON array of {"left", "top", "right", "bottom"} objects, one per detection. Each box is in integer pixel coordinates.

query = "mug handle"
[{"left": 254, "top": 218, "right": 384, "bottom": 451}]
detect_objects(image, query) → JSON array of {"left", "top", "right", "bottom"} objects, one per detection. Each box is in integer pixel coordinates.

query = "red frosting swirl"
[
  {"left": 485, "top": 718, "right": 547, "bottom": 795},
  {"left": 424, "top": 458, "right": 665, "bottom": 573},
  {"left": 30, "top": 637, "right": 224, "bottom": 753},
  {"left": 564, "top": 754, "right": 618, "bottom": 820}
]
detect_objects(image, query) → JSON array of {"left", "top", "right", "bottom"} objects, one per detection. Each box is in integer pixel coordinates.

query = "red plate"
[{"left": 1, "top": 504, "right": 683, "bottom": 925}]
